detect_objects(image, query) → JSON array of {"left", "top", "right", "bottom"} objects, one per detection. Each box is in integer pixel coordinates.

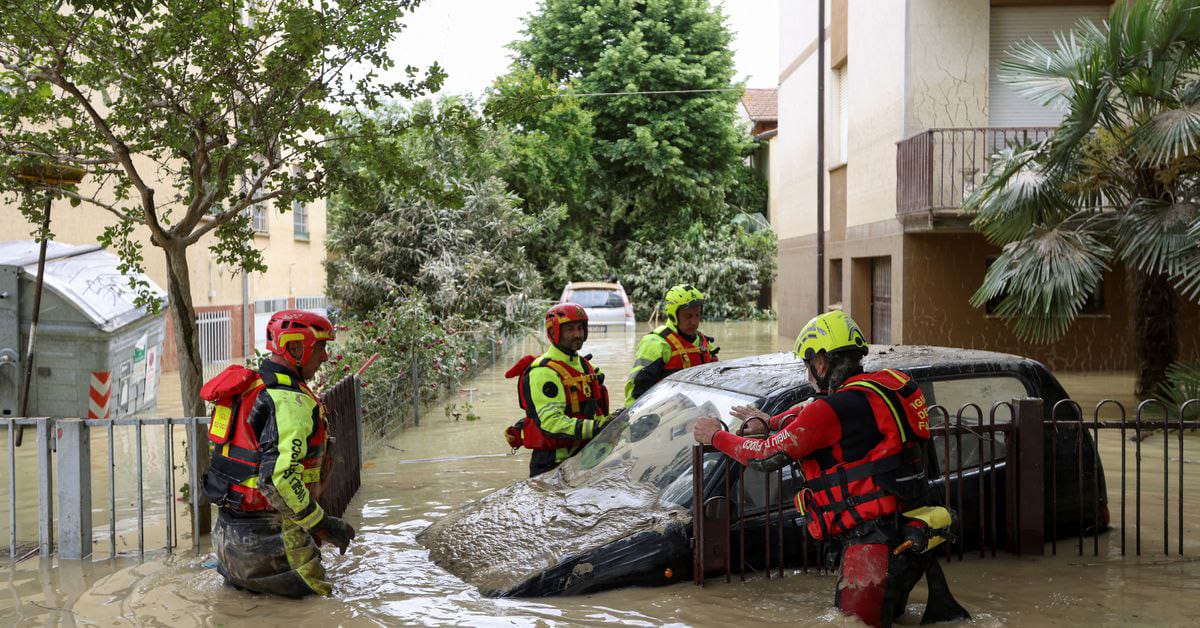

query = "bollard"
[
  {"left": 56, "top": 419, "right": 92, "bottom": 559},
  {"left": 1007, "top": 398, "right": 1044, "bottom": 556}
]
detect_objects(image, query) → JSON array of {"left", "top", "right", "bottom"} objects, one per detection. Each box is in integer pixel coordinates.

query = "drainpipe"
[{"left": 816, "top": 0, "right": 826, "bottom": 315}]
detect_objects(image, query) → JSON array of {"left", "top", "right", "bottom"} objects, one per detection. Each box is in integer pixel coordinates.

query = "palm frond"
[
  {"left": 999, "top": 28, "right": 1099, "bottom": 110},
  {"left": 1129, "top": 102, "right": 1200, "bottom": 165},
  {"left": 970, "top": 228, "right": 1112, "bottom": 342},
  {"left": 1114, "top": 197, "right": 1199, "bottom": 276},
  {"left": 1157, "top": 361, "right": 1200, "bottom": 420},
  {"left": 966, "top": 146, "right": 1075, "bottom": 245},
  {"left": 1169, "top": 215, "right": 1200, "bottom": 299}
]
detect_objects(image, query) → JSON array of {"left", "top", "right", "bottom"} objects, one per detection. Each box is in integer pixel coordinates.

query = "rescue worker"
[
  {"left": 624, "top": 284, "right": 718, "bottom": 407},
  {"left": 505, "top": 303, "right": 610, "bottom": 477},
  {"left": 692, "top": 311, "right": 969, "bottom": 627},
  {"left": 201, "top": 309, "right": 355, "bottom": 598}
]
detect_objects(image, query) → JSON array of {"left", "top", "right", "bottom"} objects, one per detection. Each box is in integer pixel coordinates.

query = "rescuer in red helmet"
[
  {"left": 201, "top": 309, "right": 355, "bottom": 597},
  {"left": 503, "top": 303, "right": 611, "bottom": 477}
]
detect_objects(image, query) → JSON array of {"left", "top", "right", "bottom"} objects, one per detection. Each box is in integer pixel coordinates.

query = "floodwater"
[{"left": 3, "top": 321, "right": 1200, "bottom": 626}]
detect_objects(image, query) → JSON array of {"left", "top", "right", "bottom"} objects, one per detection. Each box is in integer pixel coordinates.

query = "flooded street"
[{"left": 3, "top": 321, "right": 1199, "bottom": 626}]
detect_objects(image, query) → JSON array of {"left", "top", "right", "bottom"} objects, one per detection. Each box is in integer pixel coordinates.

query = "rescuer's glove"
[{"left": 312, "top": 515, "right": 356, "bottom": 554}]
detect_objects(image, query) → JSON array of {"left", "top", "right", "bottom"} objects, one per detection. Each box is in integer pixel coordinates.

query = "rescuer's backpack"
[{"left": 200, "top": 364, "right": 262, "bottom": 445}]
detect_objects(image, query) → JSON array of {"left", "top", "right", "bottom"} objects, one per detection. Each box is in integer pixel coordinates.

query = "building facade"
[
  {"left": 0, "top": 192, "right": 328, "bottom": 374},
  {"left": 771, "top": 0, "right": 1200, "bottom": 371}
]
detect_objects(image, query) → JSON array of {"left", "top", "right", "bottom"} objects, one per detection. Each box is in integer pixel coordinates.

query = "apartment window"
[
  {"left": 293, "top": 199, "right": 309, "bottom": 240},
  {"left": 871, "top": 257, "right": 892, "bottom": 344},
  {"left": 251, "top": 204, "right": 269, "bottom": 234},
  {"left": 836, "top": 65, "right": 849, "bottom": 162},
  {"left": 984, "top": 256, "right": 1104, "bottom": 315},
  {"left": 830, "top": 259, "right": 844, "bottom": 308}
]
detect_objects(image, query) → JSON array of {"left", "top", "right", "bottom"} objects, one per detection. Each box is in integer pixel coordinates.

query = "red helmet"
[
  {"left": 266, "top": 309, "right": 335, "bottom": 371},
  {"left": 545, "top": 303, "right": 588, "bottom": 345}
]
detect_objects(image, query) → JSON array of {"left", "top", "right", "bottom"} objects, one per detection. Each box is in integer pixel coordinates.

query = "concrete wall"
[
  {"left": 903, "top": 232, "right": 1200, "bottom": 372},
  {"left": 904, "top": 0, "right": 991, "bottom": 135}
]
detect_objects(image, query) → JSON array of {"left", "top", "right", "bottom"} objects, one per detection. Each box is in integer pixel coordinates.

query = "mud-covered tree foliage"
[
  {"left": 325, "top": 99, "right": 547, "bottom": 332},
  {"left": 0, "top": 0, "right": 442, "bottom": 416},
  {"left": 490, "top": 0, "right": 774, "bottom": 312},
  {"left": 966, "top": 0, "right": 1200, "bottom": 399},
  {"left": 324, "top": 99, "right": 549, "bottom": 433}
]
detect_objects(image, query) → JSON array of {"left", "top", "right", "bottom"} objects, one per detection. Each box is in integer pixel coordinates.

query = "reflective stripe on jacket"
[{"left": 202, "top": 360, "right": 328, "bottom": 529}]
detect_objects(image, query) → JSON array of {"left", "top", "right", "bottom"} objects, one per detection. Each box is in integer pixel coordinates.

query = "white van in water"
[{"left": 559, "top": 281, "right": 635, "bottom": 329}]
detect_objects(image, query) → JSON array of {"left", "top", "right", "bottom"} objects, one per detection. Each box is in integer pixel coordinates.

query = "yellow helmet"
[
  {"left": 664, "top": 284, "right": 704, "bottom": 324},
  {"left": 793, "top": 311, "right": 868, "bottom": 361}
]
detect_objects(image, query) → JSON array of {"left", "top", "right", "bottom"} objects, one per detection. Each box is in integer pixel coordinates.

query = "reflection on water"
[{"left": 3, "top": 322, "right": 1199, "bottom": 626}]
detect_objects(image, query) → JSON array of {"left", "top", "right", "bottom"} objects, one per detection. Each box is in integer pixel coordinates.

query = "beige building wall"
[
  {"left": 768, "top": 0, "right": 1192, "bottom": 372},
  {"left": 1, "top": 159, "right": 328, "bottom": 366},
  {"left": 903, "top": 0, "right": 991, "bottom": 134}
]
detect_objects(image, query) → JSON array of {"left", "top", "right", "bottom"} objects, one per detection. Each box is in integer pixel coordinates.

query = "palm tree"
[{"left": 966, "top": 0, "right": 1200, "bottom": 398}]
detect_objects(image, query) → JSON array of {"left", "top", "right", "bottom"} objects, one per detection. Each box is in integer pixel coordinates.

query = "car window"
[
  {"left": 568, "top": 289, "right": 624, "bottom": 308},
  {"left": 927, "top": 375, "right": 1028, "bottom": 471},
  {"left": 560, "top": 381, "right": 758, "bottom": 507}
]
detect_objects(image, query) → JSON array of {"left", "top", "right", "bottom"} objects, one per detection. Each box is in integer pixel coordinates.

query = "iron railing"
[
  {"left": 0, "top": 373, "right": 362, "bottom": 562},
  {"left": 896, "top": 127, "right": 1054, "bottom": 216},
  {"left": 691, "top": 396, "right": 1200, "bottom": 585}
]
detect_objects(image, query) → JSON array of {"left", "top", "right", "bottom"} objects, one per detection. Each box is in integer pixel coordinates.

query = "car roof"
[
  {"left": 671, "top": 344, "right": 1047, "bottom": 398},
  {"left": 564, "top": 282, "right": 622, "bottom": 290}
]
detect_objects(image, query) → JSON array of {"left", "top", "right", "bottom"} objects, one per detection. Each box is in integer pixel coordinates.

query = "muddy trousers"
[
  {"left": 835, "top": 539, "right": 970, "bottom": 627},
  {"left": 213, "top": 508, "right": 332, "bottom": 598},
  {"left": 529, "top": 450, "right": 561, "bottom": 477}
]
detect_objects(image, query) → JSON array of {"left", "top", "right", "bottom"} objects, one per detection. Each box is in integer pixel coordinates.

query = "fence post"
[
  {"left": 56, "top": 419, "right": 92, "bottom": 559},
  {"left": 1008, "top": 398, "right": 1045, "bottom": 556},
  {"left": 353, "top": 374, "right": 364, "bottom": 464},
  {"left": 37, "top": 420, "right": 53, "bottom": 556}
]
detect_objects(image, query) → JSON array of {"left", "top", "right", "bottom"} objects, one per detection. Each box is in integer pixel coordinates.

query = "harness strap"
[
  {"left": 841, "top": 380, "right": 908, "bottom": 444},
  {"left": 803, "top": 451, "right": 909, "bottom": 492}
]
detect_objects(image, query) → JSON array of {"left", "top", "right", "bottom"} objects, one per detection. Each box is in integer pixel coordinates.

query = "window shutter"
[{"left": 988, "top": 6, "right": 1109, "bottom": 127}]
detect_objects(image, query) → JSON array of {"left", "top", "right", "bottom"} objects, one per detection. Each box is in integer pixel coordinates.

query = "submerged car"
[
  {"left": 421, "top": 346, "right": 1108, "bottom": 597},
  {"left": 560, "top": 281, "right": 635, "bottom": 329}
]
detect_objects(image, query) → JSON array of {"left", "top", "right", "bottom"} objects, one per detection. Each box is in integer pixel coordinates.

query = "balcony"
[{"left": 896, "top": 127, "right": 1054, "bottom": 231}]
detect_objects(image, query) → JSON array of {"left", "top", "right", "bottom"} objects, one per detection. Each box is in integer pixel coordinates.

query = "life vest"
[
  {"left": 793, "top": 369, "right": 932, "bottom": 541},
  {"left": 200, "top": 364, "right": 327, "bottom": 512},
  {"left": 503, "top": 353, "right": 609, "bottom": 451},
  {"left": 657, "top": 326, "right": 717, "bottom": 374}
]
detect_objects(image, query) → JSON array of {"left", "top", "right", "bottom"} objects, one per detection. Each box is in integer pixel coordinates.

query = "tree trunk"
[
  {"left": 1130, "top": 268, "right": 1179, "bottom": 400},
  {"left": 162, "top": 240, "right": 213, "bottom": 534},
  {"left": 164, "top": 243, "right": 206, "bottom": 417}
]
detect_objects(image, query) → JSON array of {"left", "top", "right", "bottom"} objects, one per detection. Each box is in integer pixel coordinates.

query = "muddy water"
[{"left": 3, "top": 321, "right": 1200, "bottom": 626}]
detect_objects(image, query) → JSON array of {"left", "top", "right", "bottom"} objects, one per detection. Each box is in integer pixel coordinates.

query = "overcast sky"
[{"left": 381, "top": 0, "right": 780, "bottom": 100}]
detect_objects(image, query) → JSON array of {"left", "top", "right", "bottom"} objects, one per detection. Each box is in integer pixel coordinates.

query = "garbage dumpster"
[{"left": 0, "top": 241, "right": 168, "bottom": 419}]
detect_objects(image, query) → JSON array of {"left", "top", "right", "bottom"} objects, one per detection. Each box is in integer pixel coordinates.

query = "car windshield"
[
  {"left": 568, "top": 288, "right": 624, "bottom": 308},
  {"left": 559, "top": 380, "right": 759, "bottom": 507}
]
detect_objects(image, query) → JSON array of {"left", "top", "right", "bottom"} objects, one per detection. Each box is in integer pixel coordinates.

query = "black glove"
[{"left": 312, "top": 515, "right": 356, "bottom": 554}]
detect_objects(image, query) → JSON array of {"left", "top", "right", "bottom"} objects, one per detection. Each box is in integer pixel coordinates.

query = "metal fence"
[
  {"left": 197, "top": 310, "right": 233, "bottom": 381},
  {"left": 896, "top": 127, "right": 1055, "bottom": 216},
  {"left": 1, "top": 374, "right": 362, "bottom": 562},
  {"left": 690, "top": 396, "right": 1200, "bottom": 585}
]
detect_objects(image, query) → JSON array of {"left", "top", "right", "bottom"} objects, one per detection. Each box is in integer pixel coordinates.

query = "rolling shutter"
[{"left": 988, "top": 6, "right": 1110, "bottom": 127}]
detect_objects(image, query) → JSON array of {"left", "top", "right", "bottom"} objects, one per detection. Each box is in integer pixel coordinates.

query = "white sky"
[{"left": 381, "top": 0, "right": 780, "bottom": 100}]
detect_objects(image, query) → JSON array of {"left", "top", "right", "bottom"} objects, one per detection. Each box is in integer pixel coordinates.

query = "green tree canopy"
[
  {"left": 966, "top": 0, "right": 1200, "bottom": 397},
  {"left": 490, "top": 0, "right": 772, "bottom": 313},
  {"left": 0, "top": 0, "right": 442, "bottom": 415}
]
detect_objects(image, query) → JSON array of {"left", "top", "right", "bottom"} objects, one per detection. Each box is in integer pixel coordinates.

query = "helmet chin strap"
[{"left": 808, "top": 359, "right": 832, "bottom": 391}]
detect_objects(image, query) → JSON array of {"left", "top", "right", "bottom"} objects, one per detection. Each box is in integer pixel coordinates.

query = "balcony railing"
[{"left": 897, "top": 127, "right": 1055, "bottom": 218}]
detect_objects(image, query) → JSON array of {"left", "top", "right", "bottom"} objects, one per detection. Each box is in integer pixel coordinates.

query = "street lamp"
[{"left": 12, "top": 161, "right": 85, "bottom": 445}]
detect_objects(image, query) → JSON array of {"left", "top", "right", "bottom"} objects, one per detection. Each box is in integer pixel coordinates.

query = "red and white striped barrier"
[{"left": 88, "top": 371, "right": 111, "bottom": 419}]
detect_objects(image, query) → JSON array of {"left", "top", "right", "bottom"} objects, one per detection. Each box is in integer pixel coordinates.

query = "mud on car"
[{"left": 420, "top": 346, "right": 1109, "bottom": 597}]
